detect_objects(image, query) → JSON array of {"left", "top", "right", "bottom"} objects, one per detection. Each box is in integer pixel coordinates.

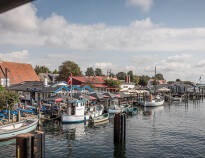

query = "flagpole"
[{"left": 71, "top": 73, "right": 72, "bottom": 100}]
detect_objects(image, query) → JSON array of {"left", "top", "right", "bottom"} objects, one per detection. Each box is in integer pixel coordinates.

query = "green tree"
[
  {"left": 116, "top": 72, "right": 126, "bottom": 80},
  {"left": 176, "top": 79, "right": 181, "bottom": 82},
  {"left": 155, "top": 73, "right": 164, "bottom": 80},
  {"left": 109, "top": 72, "right": 115, "bottom": 78},
  {"left": 58, "top": 61, "right": 82, "bottom": 81},
  {"left": 0, "top": 90, "right": 19, "bottom": 110},
  {"left": 53, "top": 69, "right": 59, "bottom": 74},
  {"left": 0, "top": 85, "right": 4, "bottom": 92},
  {"left": 133, "top": 75, "right": 140, "bottom": 85},
  {"left": 85, "top": 67, "right": 95, "bottom": 76},
  {"left": 34, "top": 65, "right": 51, "bottom": 75},
  {"left": 127, "top": 71, "right": 134, "bottom": 82},
  {"left": 105, "top": 79, "right": 121, "bottom": 88},
  {"left": 167, "top": 81, "right": 174, "bottom": 85},
  {"left": 138, "top": 75, "right": 150, "bottom": 87},
  {"left": 95, "top": 68, "right": 103, "bottom": 76}
]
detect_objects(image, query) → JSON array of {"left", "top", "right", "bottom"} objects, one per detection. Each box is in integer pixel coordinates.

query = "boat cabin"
[{"left": 68, "top": 100, "right": 86, "bottom": 116}]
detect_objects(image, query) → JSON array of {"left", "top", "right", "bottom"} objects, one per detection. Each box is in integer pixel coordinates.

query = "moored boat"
[
  {"left": 128, "top": 107, "right": 138, "bottom": 115},
  {"left": 62, "top": 100, "right": 89, "bottom": 124},
  {"left": 143, "top": 95, "right": 164, "bottom": 107},
  {"left": 0, "top": 118, "right": 38, "bottom": 141},
  {"left": 93, "top": 113, "right": 109, "bottom": 124}
]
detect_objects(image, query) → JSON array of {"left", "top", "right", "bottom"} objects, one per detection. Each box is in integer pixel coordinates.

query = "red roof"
[
  {"left": 0, "top": 61, "right": 40, "bottom": 84},
  {"left": 72, "top": 76, "right": 105, "bottom": 84},
  {"left": 92, "top": 84, "right": 108, "bottom": 88}
]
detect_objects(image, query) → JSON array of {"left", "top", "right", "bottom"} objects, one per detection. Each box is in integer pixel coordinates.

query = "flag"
[{"left": 67, "top": 73, "right": 72, "bottom": 85}]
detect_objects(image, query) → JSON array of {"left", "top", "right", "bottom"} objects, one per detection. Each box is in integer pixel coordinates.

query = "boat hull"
[
  {"left": 61, "top": 114, "right": 89, "bottom": 124},
  {"left": 0, "top": 119, "right": 38, "bottom": 141},
  {"left": 94, "top": 113, "right": 109, "bottom": 124},
  {"left": 144, "top": 100, "right": 164, "bottom": 107}
]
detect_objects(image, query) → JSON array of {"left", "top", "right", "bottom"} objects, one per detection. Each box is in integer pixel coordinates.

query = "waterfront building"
[{"left": 0, "top": 61, "right": 39, "bottom": 87}]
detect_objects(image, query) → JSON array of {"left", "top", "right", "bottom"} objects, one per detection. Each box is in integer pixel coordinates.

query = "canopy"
[
  {"left": 89, "top": 96, "right": 96, "bottom": 100},
  {"left": 157, "top": 87, "right": 170, "bottom": 92},
  {"left": 55, "top": 98, "right": 63, "bottom": 102}
]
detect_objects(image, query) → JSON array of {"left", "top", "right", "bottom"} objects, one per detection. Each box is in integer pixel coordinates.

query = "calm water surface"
[{"left": 1, "top": 101, "right": 205, "bottom": 158}]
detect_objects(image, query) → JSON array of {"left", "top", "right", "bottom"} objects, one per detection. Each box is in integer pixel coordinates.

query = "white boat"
[
  {"left": 62, "top": 100, "right": 103, "bottom": 124},
  {"left": 108, "top": 105, "right": 123, "bottom": 113},
  {"left": 93, "top": 113, "right": 109, "bottom": 124},
  {"left": 143, "top": 95, "right": 164, "bottom": 107},
  {"left": 62, "top": 100, "right": 89, "bottom": 124},
  {"left": 88, "top": 104, "right": 104, "bottom": 118},
  {"left": 0, "top": 118, "right": 38, "bottom": 141}
]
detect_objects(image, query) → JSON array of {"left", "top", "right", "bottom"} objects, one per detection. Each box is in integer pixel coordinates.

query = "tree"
[
  {"left": 167, "top": 81, "right": 174, "bottom": 85},
  {"left": 155, "top": 73, "right": 164, "bottom": 80},
  {"left": 109, "top": 72, "right": 115, "bottom": 78},
  {"left": 53, "top": 69, "right": 59, "bottom": 74},
  {"left": 127, "top": 71, "right": 134, "bottom": 82},
  {"left": 0, "top": 85, "right": 4, "bottom": 92},
  {"left": 133, "top": 75, "right": 140, "bottom": 85},
  {"left": 176, "top": 79, "right": 181, "bottom": 82},
  {"left": 116, "top": 72, "right": 126, "bottom": 80},
  {"left": 95, "top": 68, "right": 103, "bottom": 76},
  {"left": 138, "top": 75, "right": 150, "bottom": 87},
  {"left": 85, "top": 67, "right": 95, "bottom": 76},
  {"left": 58, "top": 61, "right": 82, "bottom": 81},
  {"left": 0, "top": 90, "right": 19, "bottom": 110},
  {"left": 105, "top": 79, "right": 121, "bottom": 88},
  {"left": 34, "top": 65, "right": 51, "bottom": 75}
]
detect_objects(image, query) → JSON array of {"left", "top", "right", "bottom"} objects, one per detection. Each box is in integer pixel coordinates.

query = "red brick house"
[{"left": 0, "top": 61, "right": 40, "bottom": 87}]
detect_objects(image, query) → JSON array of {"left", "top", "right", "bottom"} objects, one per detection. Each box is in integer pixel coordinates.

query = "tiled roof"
[
  {"left": 72, "top": 76, "right": 105, "bottom": 84},
  {"left": 0, "top": 61, "right": 39, "bottom": 84}
]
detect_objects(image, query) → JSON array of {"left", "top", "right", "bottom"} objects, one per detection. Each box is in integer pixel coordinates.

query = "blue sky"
[{"left": 0, "top": 0, "right": 205, "bottom": 82}]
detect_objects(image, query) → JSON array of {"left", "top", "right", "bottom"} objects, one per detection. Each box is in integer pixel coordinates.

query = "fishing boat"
[
  {"left": 93, "top": 113, "right": 109, "bottom": 124},
  {"left": 62, "top": 100, "right": 89, "bottom": 124},
  {"left": 121, "top": 104, "right": 131, "bottom": 113},
  {"left": 143, "top": 95, "right": 164, "bottom": 107},
  {"left": 0, "top": 118, "right": 38, "bottom": 141},
  {"left": 108, "top": 105, "right": 123, "bottom": 114},
  {"left": 128, "top": 107, "right": 138, "bottom": 115}
]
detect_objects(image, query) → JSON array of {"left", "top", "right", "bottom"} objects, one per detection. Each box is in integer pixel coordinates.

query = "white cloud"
[
  {"left": 2, "top": 4, "right": 205, "bottom": 53},
  {"left": 0, "top": 50, "right": 30, "bottom": 62},
  {"left": 126, "top": 0, "right": 153, "bottom": 12}
]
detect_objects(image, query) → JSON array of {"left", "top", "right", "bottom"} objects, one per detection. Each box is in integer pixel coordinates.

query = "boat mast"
[{"left": 154, "top": 66, "right": 157, "bottom": 95}]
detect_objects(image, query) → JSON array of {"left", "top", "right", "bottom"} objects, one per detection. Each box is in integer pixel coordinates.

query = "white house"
[{"left": 120, "top": 82, "right": 135, "bottom": 92}]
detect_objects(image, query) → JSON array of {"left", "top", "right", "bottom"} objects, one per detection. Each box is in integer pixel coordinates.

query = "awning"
[
  {"left": 55, "top": 98, "right": 63, "bottom": 102},
  {"left": 89, "top": 96, "right": 96, "bottom": 100}
]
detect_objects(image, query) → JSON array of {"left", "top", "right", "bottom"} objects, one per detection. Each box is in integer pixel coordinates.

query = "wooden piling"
[
  {"left": 16, "top": 133, "right": 34, "bottom": 158},
  {"left": 16, "top": 131, "right": 45, "bottom": 158},
  {"left": 114, "top": 113, "right": 126, "bottom": 145}
]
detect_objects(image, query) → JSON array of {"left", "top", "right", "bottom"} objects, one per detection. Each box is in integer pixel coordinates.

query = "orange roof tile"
[{"left": 0, "top": 61, "right": 39, "bottom": 84}]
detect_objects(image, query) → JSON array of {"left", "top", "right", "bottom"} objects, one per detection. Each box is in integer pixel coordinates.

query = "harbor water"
[{"left": 1, "top": 101, "right": 205, "bottom": 158}]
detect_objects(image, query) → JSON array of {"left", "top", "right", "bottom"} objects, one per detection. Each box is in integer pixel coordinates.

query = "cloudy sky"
[{"left": 0, "top": 0, "right": 205, "bottom": 82}]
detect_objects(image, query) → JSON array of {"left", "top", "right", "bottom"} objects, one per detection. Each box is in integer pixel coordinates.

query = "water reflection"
[
  {"left": 63, "top": 123, "right": 86, "bottom": 140},
  {"left": 114, "top": 143, "right": 126, "bottom": 158}
]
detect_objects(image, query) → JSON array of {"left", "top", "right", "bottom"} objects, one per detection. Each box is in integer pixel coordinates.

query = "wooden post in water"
[
  {"left": 16, "top": 133, "right": 34, "bottom": 158},
  {"left": 114, "top": 113, "right": 126, "bottom": 145},
  {"left": 17, "top": 110, "right": 21, "bottom": 122},
  {"left": 33, "top": 131, "right": 45, "bottom": 158},
  {"left": 16, "top": 131, "right": 45, "bottom": 158}
]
